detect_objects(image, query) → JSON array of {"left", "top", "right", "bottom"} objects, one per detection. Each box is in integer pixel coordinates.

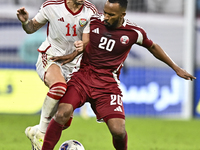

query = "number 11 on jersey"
[{"left": 66, "top": 23, "right": 77, "bottom": 36}]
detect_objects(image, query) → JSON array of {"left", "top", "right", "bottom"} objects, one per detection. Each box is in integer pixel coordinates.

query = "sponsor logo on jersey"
[
  {"left": 79, "top": 18, "right": 87, "bottom": 27},
  {"left": 58, "top": 17, "right": 64, "bottom": 22},
  {"left": 92, "top": 28, "right": 99, "bottom": 34},
  {"left": 120, "top": 35, "right": 129, "bottom": 44}
]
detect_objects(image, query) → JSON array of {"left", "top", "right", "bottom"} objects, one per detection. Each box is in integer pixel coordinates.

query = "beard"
[
  {"left": 104, "top": 18, "right": 120, "bottom": 29},
  {"left": 74, "top": 0, "right": 84, "bottom": 5}
]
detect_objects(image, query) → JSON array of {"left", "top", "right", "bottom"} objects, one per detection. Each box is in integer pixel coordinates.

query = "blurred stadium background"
[{"left": 0, "top": 0, "right": 200, "bottom": 119}]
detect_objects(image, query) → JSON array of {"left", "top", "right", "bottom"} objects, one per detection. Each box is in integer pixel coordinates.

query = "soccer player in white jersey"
[{"left": 16, "top": 0, "right": 98, "bottom": 149}]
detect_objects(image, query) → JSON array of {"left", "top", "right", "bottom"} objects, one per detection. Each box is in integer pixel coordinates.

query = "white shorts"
[{"left": 36, "top": 52, "right": 81, "bottom": 82}]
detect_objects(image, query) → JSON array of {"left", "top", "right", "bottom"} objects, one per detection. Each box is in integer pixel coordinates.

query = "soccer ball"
[{"left": 59, "top": 140, "right": 85, "bottom": 150}]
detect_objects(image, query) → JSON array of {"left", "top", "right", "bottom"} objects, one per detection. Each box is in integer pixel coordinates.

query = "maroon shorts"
[{"left": 59, "top": 67, "right": 125, "bottom": 121}]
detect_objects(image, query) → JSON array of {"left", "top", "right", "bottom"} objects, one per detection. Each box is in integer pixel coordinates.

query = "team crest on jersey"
[
  {"left": 79, "top": 18, "right": 87, "bottom": 27},
  {"left": 120, "top": 35, "right": 129, "bottom": 44}
]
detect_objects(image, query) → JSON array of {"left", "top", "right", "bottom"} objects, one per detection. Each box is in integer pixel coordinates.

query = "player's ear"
[{"left": 121, "top": 12, "right": 126, "bottom": 19}]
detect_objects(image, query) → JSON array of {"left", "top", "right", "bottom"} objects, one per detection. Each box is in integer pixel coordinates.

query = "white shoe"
[
  {"left": 25, "top": 126, "right": 45, "bottom": 150},
  {"left": 33, "top": 129, "right": 45, "bottom": 150}
]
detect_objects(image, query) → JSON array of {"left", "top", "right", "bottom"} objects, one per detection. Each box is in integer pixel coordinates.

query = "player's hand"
[
  {"left": 74, "top": 40, "right": 84, "bottom": 53},
  {"left": 175, "top": 67, "right": 196, "bottom": 81},
  {"left": 16, "top": 7, "right": 29, "bottom": 23},
  {"left": 50, "top": 51, "right": 78, "bottom": 65}
]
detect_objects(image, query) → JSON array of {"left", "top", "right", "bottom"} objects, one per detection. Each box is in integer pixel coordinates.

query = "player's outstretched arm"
[
  {"left": 148, "top": 43, "right": 196, "bottom": 81},
  {"left": 51, "top": 47, "right": 82, "bottom": 66},
  {"left": 50, "top": 40, "right": 84, "bottom": 65},
  {"left": 17, "top": 7, "right": 46, "bottom": 34}
]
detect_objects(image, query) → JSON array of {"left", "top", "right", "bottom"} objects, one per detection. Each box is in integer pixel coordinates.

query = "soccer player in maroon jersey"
[{"left": 42, "top": 0, "right": 196, "bottom": 149}]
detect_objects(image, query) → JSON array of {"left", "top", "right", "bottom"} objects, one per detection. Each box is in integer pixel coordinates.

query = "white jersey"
[
  {"left": 34, "top": 0, "right": 98, "bottom": 82},
  {"left": 34, "top": 0, "right": 98, "bottom": 57}
]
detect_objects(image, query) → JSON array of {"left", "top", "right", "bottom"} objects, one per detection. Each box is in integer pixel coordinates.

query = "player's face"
[
  {"left": 73, "top": 0, "right": 85, "bottom": 5},
  {"left": 103, "top": 1, "right": 125, "bottom": 29}
]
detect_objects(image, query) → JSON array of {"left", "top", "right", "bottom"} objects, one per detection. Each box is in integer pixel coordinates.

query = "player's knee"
[
  {"left": 55, "top": 104, "right": 73, "bottom": 125},
  {"left": 111, "top": 127, "right": 126, "bottom": 140},
  {"left": 107, "top": 118, "right": 126, "bottom": 140}
]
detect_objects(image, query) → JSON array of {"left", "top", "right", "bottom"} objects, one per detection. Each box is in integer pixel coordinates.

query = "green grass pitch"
[{"left": 0, "top": 114, "right": 200, "bottom": 150}]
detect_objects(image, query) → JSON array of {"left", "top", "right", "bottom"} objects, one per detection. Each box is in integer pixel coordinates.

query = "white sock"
[
  {"left": 38, "top": 82, "right": 67, "bottom": 133},
  {"left": 38, "top": 95, "right": 59, "bottom": 133}
]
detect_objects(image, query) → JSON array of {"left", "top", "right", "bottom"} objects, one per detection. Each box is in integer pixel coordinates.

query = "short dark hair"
[{"left": 108, "top": 0, "right": 128, "bottom": 9}]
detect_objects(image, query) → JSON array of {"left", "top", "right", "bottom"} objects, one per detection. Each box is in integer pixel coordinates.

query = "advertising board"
[{"left": 0, "top": 69, "right": 48, "bottom": 114}]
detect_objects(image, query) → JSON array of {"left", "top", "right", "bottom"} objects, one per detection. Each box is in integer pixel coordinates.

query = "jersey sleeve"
[
  {"left": 136, "top": 27, "right": 153, "bottom": 48},
  {"left": 142, "top": 32, "right": 153, "bottom": 48},
  {"left": 83, "top": 4, "right": 98, "bottom": 34},
  {"left": 34, "top": 5, "right": 48, "bottom": 24},
  {"left": 83, "top": 20, "right": 90, "bottom": 33}
]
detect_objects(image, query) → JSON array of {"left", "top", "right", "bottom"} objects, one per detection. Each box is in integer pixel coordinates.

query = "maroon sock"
[
  {"left": 42, "top": 119, "right": 64, "bottom": 150},
  {"left": 113, "top": 132, "right": 128, "bottom": 150}
]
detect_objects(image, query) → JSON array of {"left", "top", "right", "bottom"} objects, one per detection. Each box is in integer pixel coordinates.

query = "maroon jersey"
[
  {"left": 81, "top": 13, "right": 153, "bottom": 75},
  {"left": 68, "top": 13, "right": 153, "bottom": 99},
  {"left": 65, "top": 14, "right": 153, "bottom": 119}
]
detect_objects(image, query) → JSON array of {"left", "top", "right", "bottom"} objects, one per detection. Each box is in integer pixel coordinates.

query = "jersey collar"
[
  {"left": 65, "top": 1, "right": 84, "bottom": 16},
  {"left": 122, "top": 19, "right": 127, "bottom": 27}
]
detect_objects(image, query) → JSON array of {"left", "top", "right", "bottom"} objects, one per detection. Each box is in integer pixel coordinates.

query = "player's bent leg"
[
  {"left": 106, "top": 117, "right": 128, "bottom": 150},
  {"left": 42, "top": 85, "right": 84, "bottom": 150},
  {"left": 33, "top": 82, "right": 67, "bottom": 150},
  {"left": 42, "top": 103, "right": 74, "bottom": 150},
  {"left": 38, "top": 64, "right": 67, "bottom": 133},
  {"left": 26, "top": 64, "right": 67, "bottom": 150}
]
